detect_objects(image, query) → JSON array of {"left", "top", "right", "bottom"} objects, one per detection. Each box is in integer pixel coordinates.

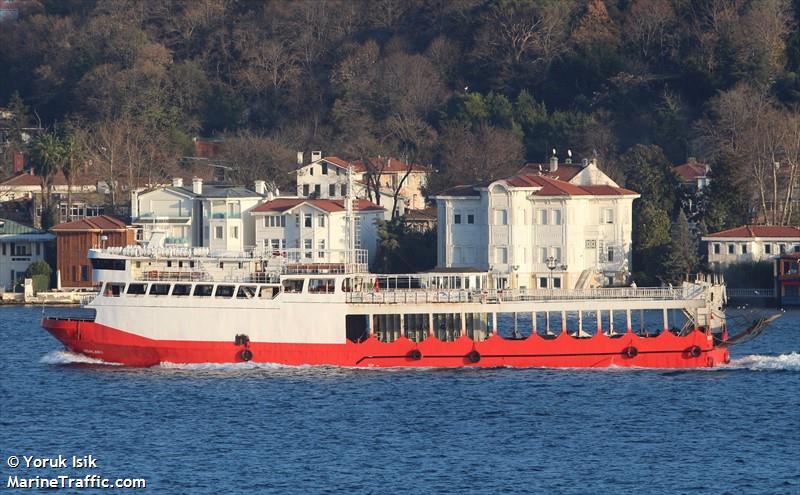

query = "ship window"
[
  {"left": 237, "top": 286, "right": 257, "bottom": 299},
  {"left": 172, "top": 284, "right": 191, "bottom": 296},
  {"left": 194, "top": 284, "right": 213, "bottom": 297},
  {"left": 258, "top": 286, "right": 280, "bottom": 299},
  {"left": 127, "top": 283, "right": 147, "bottom": 295},
  {"left": 104, "top": 283, "right": 125, "bottom": 297},
  {"left": 91, "top": 258, "right": 126, "bottom": 270},
  {"left": 215, "top": 285, "right": 235, "bottom": 298},
  {"left": 309, "top": 278, "right": 335, "bottom": 294},
  {"left": 282, "top": 279, "right": 305, "bottom": 293},
  {"left": 149, "top": 284, "right": 171, "bottom": 296}
]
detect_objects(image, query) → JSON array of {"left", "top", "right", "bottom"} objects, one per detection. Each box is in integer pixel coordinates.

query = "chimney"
[
  {"left": 297, "top": 151, "right": 304, "bottom": 166},
  {"left": 13, "top": 151, "right": 24, "bottom": 173},
  {"left": 565, "top": 149, "right": 572, "bottom": 164},
  {"left": 549, "top": 149, "right": 558, "bottom": 172},
  {"left": 254, "top": 180, "right": 266, "bottom": 195},
  {"left": 311, "top": 150, "right": 322, "bottom": 162},
  {"left": 589, "top": 157, "right": 598, "bottom": 167},
  {"left": 130, "top": 189, "right": 139, "bottom": 219},
  {"left": 172, "top": 177, "right": 184, "bottom": 187},
  {"left": 192, "top": 177, "right": 203, "bottom": 195}
]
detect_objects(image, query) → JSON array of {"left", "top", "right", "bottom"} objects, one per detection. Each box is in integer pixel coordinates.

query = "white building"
[
  {"left": 251, "top": 198, "right": 385, "bottom": 266},
  {"left": 0, "top": 217, "right": 54, "bottom": 291},
  {"left": 131, "top": 178, "right": 267, "bottom": 251},
  {"left": 294, "top": 152, "right": 429, "bottom": 214},
  {"left": 702, "top": 225, "right": 800, "bottom": 267},
  {"left": 434, "top": 163, "right": 639, "bottom": 290}
]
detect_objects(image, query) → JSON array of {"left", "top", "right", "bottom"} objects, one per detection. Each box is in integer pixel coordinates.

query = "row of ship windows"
[{"left": 101, "top": 278, "right": 338, "bottom": 299}]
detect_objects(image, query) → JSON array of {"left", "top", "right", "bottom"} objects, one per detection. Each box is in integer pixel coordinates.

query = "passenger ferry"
[{"left": 40, "top": 242, "right": 773, "bottom": 368}]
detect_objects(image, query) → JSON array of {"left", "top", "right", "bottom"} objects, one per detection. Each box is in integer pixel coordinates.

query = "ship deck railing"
[{"left": 346, "top": 286, "right": 707, "bottom": 304}]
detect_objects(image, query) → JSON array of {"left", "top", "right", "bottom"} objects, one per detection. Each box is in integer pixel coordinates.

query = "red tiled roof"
[
  {"left": 51, "top": 215, "right": 129, "bottom": 232},
  {"left": 517, "top": 163, "right": 583, "bottom": 182},
  {"left": 252, "top": 198, "right": 385, "bottom": 213},
  {"left": 704, "top": 225, "right": 800, "bottom": 239},
  {"left": 436, "top": 175, "right": 638, "bottom": 197},
  {"left": 674, "top": 161, "right": 709, "bottom": 181},
  {"left": 352, "top": 157, "right": 427, "bottom": 173},
  {"left": 0, "top": 170, "right": 97, "bottom": 187}
]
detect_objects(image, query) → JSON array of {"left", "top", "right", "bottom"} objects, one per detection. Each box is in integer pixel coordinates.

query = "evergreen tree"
[{"left": 663, "top": 210, "right": 699, "bottom": 283}]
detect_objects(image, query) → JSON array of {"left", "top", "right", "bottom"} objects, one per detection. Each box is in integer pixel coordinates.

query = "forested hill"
[{"left": 2, "top": 0, "right": 799, "bottom": 226}]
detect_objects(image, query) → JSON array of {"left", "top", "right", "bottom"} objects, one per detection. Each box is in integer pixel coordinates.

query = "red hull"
[{"left": 42, "top": 318, "right": 730, "bottom": 368}]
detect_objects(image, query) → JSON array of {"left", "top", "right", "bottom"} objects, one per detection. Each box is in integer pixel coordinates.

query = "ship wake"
[
  {"left": 723, "top": 352, "right": 800, "bottom": 371},
  {"left": 40, "top": 350, "right": 121, "bottom": 366}
]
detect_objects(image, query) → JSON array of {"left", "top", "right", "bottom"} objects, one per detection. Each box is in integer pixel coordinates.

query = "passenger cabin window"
[
  {"left": 259, "top": 286, "right": 280, "bottom": 299},
  {"left": 91, "top": 258, "right": 126, "bottom": 270},
  {"left": 215, "top": 285, "right": 235, "bottom": 298},
  {"left": 282, "top": 279, "right": 305, "bottom": 293},
  {"left": 194, "top": 285, "right": 213, "bottom": 297},
  {"left": 172, "top": 284, "right": 192, "bottom": 296},
  {"left": 149, "top": 284, "right": 171, "bottom": 295},
  {"left": 309, "top": 278, "right": 335, "bottom": 294},
  {"left": 104, "top": 283, "right": 125, "bottom": 297},
  {"left": 127, "top": 283, "right": 147, "bottom": 295},
  {"left": 237, "top": 286, "right": 257, "bottom": 299}
]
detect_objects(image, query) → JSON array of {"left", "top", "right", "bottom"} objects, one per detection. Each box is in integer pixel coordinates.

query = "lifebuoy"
[
  {"left": 688, "top": 345, "right": 702, "bottom": 358},
  {"left": 407, "top": 349, "right": 422, "bottom": 360},
  {"left": 466, "top": 350, "right": 481, "bottom": 363},
  {"left": 241, "top": 348, "right": 253, "bottom": 362},
  {"left": 622, "top": 346, "right": 638, "bottom": 358}
]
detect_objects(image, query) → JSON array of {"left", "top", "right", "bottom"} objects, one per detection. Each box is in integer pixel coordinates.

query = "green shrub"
[
  {"left": 26, "top": 261, "right": 52, "bottom": 278},
  {"left": 720, "top": 261, "right": 773, "bottom": 288}
]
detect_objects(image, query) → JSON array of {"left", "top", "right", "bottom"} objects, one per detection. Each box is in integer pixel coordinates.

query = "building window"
[
  {"left": 304, "top": 239, "right": 313, "bottom": 258},
  {"left": 304, "top": 214, "right": 312, "bottom": 228},
  {"left": 764, "top": 244, "right": 772, "bottom": 254},
  {"left": 467, "top": 214, "right": 475, "bottom": 224},
  {"left": 538, "top": 209, "right": 548, "bottom": 225},
  {"left": 494, "top": 209, "right": 508, "bottom": 225},
  {"left": 329, "top": 184, "right": 336, "bottom": 197},
  {"left": 780, "top": 244, "right": 787, "bottom": 253},
  {"left": 603, "top": 208, "right": 614, "bottom": 224},
  {"left": 321, "top": 163, "right": 328, "bottom": 175},
  {"left": 551, "top": 247, "right": 561, "bottom": 262},
  {"left": 341, "top": 184, "right": 348, "bottom": 196},
  {"left": 314, "top": 184, "right": 321, "bottom": 197},
  {"left": 318, "top": 239, "right": 326, "bottom": 258},
  {"left": 586, "top": 240, "right": 596, "bottom": 248},
  {"left": 215, "top": 226, "right": 223, "bottom": 239},
  {"left": 553, "top": 277, "right": 561, "bottom": 289},
  {"left": 494, "top": 247, "right": 508, "bottom": 264},
  {"left": 302, "top": 184, "right": 310, "bottom": 197},
  {"left": 741, "top": 244, "right": 747, "bottom": 254},
  {"left": 607, "top": 247, "right": 614, "bottom": 262},
  {"left": 230, "top": 226, "right": 239, "bottom": 239},
  {"left": 266, "top": 215, "right": 285, "bottom": 228},
  {"left": 539, "top": 247, "right": 548, "bottom": 263},
  {"left": 454, "top": 213, "right": 462, "bottom": 224},
  {"left": 539, "top": 277, "right": 548, "bottom": 288},
  {"left": 727, "top": 244, "right": 734, "bottom": 254},
  {"left": 318, "top": 215, "right": 326, "bottom": 228},
  {"left": 714, "top": 243, "right": 721, "bottom": 254},
  {"left": 553, "top": 210, "right": 562, "bottom": 225}
]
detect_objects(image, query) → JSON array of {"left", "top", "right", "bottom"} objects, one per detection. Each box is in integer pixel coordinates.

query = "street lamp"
[{"left": 545, "top": 256, "right": 567, "bottom": 291}]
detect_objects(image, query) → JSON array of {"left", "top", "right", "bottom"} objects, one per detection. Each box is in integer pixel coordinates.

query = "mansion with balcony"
[
  {"left": 131, "top": 178, "right": 268, "bottom": 251},
  {"left": 0, "top": 217, "right": 53, "bottom": 291},
  {"left": 433, "top": 157, "right": 639, "bottom": 290},
  {"left": 251, "top": 198, "right": 385, "bottom": 266},
  {"left": 702, "top": 225, "right": 800, "bottom": 268},
  {"left": 294, "top": 152, "right": 429, "bottom": 214}
]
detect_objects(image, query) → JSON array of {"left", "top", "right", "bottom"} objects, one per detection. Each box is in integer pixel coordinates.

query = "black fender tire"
[
  {"left": 241, "top": 348, "right": 253, "bottom": 362},
  {"left": 688, "top": 345, "right": 702, "bottom": 358},
  {"left": 407, "top": 349, "right": 423, "bottom": 360},
  {"left": 466, "top": 350, "right": 481, "bottom": 363},
  {"left": 622, "top": 346, "right": 638, "bottom": 358}
]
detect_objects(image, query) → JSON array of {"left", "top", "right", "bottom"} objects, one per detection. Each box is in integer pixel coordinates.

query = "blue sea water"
[{"left": 0, "top": 305, "right": 798, "bottom": 495}]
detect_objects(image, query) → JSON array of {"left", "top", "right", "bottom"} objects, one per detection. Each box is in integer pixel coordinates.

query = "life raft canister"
[
  {"left": 466, "top": 350, "right": 481, "bottom": 363},
  {"left": 240, "top": 348, "right": 253, "bottom": 362},
  {"left": 622, "top": 346, "right": 638, "bottom": 358},
  {"left": 407, "top": 349, "right": 423, "bottom": 360},
  {"left": 687, "top": 345, "right": 702, "bottom": 358}
]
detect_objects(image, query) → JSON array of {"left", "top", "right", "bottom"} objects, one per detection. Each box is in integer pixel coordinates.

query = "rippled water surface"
[{"left": 1, "top": 306, "right": 798, "bottom": 494}]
